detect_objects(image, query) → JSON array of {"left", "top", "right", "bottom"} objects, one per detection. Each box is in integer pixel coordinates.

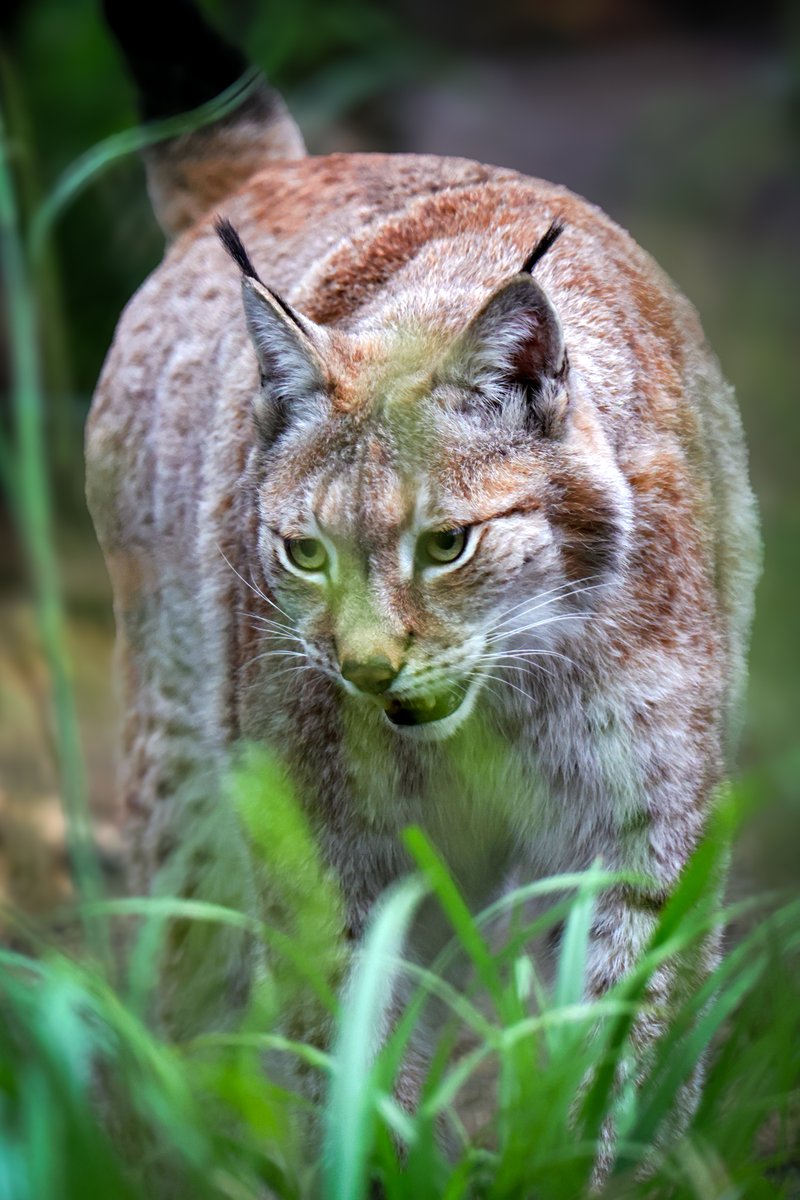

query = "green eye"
[
  {"left": 286, "top": 537, "right": 328, "bottom": 572},
  {"left": 420, "top": 527, "right": 468, "bottom": 566}
]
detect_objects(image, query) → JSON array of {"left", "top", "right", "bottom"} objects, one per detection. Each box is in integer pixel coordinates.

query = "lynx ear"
[
  {"left": 449, "top": 273, "right": 569, "bottom": 436},
  {"left": 241, "top": 277, "right": 330, "bottom": 440},
  {"left": 215, "top": 217, "right": 329, "bottom": 440}
]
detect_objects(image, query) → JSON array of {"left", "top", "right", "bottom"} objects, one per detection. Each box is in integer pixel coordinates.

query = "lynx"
[{"left": 89, "top": 0, "right": 759, "bottom": 1141}]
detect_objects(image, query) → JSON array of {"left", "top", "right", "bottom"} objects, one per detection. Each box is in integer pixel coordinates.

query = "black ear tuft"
[
  {"left": 216, "top": 217, "right": 309, "bottom": 332},
  {"left": 521, "top": 219, "right": 565, "bottom": 275},
  {"left": 214, "top": 216, "right": 262, "bottom": 283}
]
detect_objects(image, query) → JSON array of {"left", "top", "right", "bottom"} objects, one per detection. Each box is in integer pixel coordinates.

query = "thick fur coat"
[{"left": 87, "top": 63, "right": 759, "bottom": 1120}]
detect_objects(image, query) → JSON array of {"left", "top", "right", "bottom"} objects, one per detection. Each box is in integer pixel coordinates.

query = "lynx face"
[
  {"left": 256, "top": 420, "right": 623, "bottom": 741},
  {"left": 233, "top": 226, "right": 632, "bottom": 740}
]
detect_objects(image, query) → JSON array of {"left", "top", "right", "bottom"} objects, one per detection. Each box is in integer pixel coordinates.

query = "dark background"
[{"left": 0, "top": 0, "right": 797, "bottom": 911}]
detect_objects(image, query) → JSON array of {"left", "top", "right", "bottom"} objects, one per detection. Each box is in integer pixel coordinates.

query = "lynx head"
[{"left": 217, "top": 218, "right": 632, "bottom": 741}]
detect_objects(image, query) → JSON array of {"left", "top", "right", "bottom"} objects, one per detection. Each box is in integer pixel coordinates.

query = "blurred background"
[{"left": 0, "top": 0, "right": 797, "bottom": 916}]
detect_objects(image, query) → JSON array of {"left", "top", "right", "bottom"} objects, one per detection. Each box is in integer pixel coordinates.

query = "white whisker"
[
  {"left": 245, "top": 629, "right": 305, "bottom": 647},
  {"left": 217, "top": 542, "right": 270, "bottom": 602},
  {"left": 239, "top": 608, "right": 295, "bottom": 629},
  {"left": 492, "top": 574, "right": 601, "bottom": 628},
  {"left": 474, "top": 675, "right": 511, "bottom": 708},
  {"left": 254, "top": 592, "right": 294, "bottom": 624},
  {"left": 245, "top": 660, "right": 339, "bottom": 689},
  {"left": 486, "top": 611, "right": 597, "bottom": 645},
  {"left": 479, "top": 646, "right": 585, "bottom": 674},
  {"left": 491, "top": 575, "right": 598, "bottom": 619},
  {"left": 244, "top": 648, "right": 310, "bottom": 670},
  {"left": 260, "top": 664, "right": 324, "bottom": 686},
  {"left": 490, "top": 579, "right": 605, "bottom": 634},
  {"left": 216, "top": 543, "right": 294, "bottom": 622},
  {"left": 478, "top": 668, "right": 543, "bottom": 701},
  {"left": 242, "top": 615, "right": 304, "bottom": 642}
]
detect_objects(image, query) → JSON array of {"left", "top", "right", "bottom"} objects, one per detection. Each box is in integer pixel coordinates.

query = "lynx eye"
[
  {"left": 419, "top": 527, "right": 468, "bottom": 567},
  {"left": 285, "top": 537, "right": 328, "bottom": 572}
]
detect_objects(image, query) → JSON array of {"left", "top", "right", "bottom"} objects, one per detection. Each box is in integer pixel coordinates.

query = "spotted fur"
[{"left": 87, "top": 62, "right": 760, "bottom": 1139}]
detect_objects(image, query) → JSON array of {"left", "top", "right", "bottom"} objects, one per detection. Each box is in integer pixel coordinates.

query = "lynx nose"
[{"left": 340, "top": 656, "right": 399, "bottom": 695}]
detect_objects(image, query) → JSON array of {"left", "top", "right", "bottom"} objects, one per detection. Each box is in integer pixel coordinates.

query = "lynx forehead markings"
[{"left": 87, "top": 28, "right": 759, "bottom": 1150}]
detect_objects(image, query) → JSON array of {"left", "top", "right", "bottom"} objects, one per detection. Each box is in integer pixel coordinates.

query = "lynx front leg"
[{"left": 582, "top": 877, "right": 719, "bottom": 1178}]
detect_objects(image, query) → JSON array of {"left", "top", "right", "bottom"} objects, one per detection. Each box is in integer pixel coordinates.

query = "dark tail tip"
[
  {"left": 102, "top": 0, "right": 249, "bottom": 121},
  {"left": 214, "top": 217, "right": 262, "bottom": 283},
  {"left": 521, "top": 219, "right": 566, "bottom": 276}
]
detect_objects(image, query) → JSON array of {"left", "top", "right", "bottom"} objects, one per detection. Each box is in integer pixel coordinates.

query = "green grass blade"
[
  {"left": 621, "top": 955, "right": 766, "bottom": 1160},
  {"left": 404, "top": 826, "right": 503, "bottom": 1009},
  {"left": 324, "top": 876, "right": 426, "bottom": 1200},
  {"left": 29, "top": 68, "right": 261, "bottom": 259},
  {"left": 0, "top": 101, "right": 106, "bottom": 961},
  {"left": 551, "top": 865, "right": 600, "bottom": 1057},
  {"left": 189, "top": 1031, "right": 333, "bottom": 1075}
]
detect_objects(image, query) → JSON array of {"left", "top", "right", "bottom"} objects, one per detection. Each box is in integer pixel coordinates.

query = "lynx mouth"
[
  {"left": 378, "top": 675, "right": 481, "bottom": 742},
  {"left": 382, "top": 686, "right": 465, "bottom": 727}
]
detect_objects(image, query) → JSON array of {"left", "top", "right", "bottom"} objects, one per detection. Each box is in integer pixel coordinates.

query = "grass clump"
[{"left": 1, "top": 798, "right": 799, "bottom": 1200}]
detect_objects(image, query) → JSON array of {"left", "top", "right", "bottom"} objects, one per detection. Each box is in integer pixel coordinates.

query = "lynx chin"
[{"left": 89, "top": 0, "right": 760, "bottom": 1149}]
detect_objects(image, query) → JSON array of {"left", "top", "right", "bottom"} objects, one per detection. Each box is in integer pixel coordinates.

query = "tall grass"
[
  {"left": 1, "top": 66, "right": 798, "bottom": 1200},
  {"left": 0, "top": 806, "right": 798, "bottom": 1199},
  {"left": 0, "top": 96, "right": 102, "bottom": 947}
]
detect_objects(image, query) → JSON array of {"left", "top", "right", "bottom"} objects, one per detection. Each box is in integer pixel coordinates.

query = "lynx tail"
[{"left": 102, "top": 0, "right": 306, "bottom": 238}]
